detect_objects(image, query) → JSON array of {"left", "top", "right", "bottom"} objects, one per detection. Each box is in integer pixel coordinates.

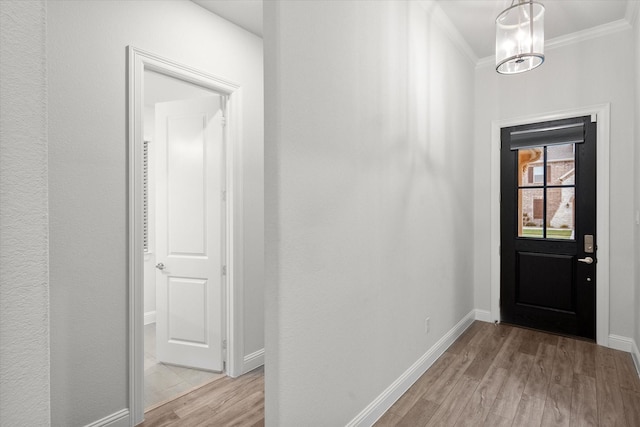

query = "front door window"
[{"left": 517, "top": 144, "right": 575, "bottom": 240}]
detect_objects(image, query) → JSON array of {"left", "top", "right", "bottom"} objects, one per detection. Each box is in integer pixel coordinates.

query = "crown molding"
[
  {"left": 476, "top": 55, "right": 495, "bottom": 70},
  {"left": 545, "top": 19, "right": 632, "bottom": 51},
  {"left": 476, "top": 18, "right": 633, "bottom": 69},
  {"left": 418, "top": 0, "right": 478, "bottom": 66}
]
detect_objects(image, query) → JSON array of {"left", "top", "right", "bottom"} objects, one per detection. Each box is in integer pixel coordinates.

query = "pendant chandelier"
[{"left": 496, "top": 0, "right": 545, "bottom": 74}]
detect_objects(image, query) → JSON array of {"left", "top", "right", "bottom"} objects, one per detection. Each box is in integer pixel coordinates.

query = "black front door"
[{"left": 500, "top": 116, "right": 596, "bottom": 340}]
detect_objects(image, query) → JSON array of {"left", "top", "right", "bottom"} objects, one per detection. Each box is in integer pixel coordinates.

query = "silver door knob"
[
  {"left": 155, "top": 262, "right": 166, "bottom": 270},
  {"left": 578, "top": 257, "right": 594, "bottom": 264}
]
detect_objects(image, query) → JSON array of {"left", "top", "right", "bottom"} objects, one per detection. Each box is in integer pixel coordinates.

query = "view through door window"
[{"left": 517, "top": 143, "right": 575, "bottom": 240}]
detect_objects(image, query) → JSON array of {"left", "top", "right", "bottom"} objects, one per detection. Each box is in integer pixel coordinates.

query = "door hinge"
[
  {"left": 222, "top": 265, "right": 227, "bottom": 276},
  {"left": 221, "top": 116, "right": 227, "bottom": 126},
  {"left": 221, "top": 190, "right": 226, "bottom": 202},
  {"left": 223, "top": 339, "right": 227, "bottom": 349},
  {"left": 498, "top": 245, "right": 501, "bottom": 256}
]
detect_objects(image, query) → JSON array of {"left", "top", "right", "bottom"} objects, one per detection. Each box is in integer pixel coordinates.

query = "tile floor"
[{"left": 145, "top": 323, "right": 225, "bottom": 409}]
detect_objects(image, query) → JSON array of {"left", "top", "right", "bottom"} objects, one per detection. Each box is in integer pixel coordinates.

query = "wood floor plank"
[
  {"left": 171, "top": 401, "right": 227, "bottom": 427},
  {"left": 551, "top": 336, "right": 575, "bottom": 388},
  {"left": 463, "top": 326, "right": 505, "bottom": 380},
  {"left": 388, "top": 352, "right": 457, "bottom": 417},
  {"left": 141, "top": 376, "right": 236, "bottom": 425},
  {"left": 596, "top": 346, "right": 627, "bottom": 427},
  {"left": 204, "top": 374, "right": 264, "bottom": 416},
  {"left": 494, "top": 322, "right": 516, "bottom": 337},
  {"left": 454, "top": 367, "right": 509, "bottom": 426},
  {"left": 482, "top": 412, "right": 512, "bottom": 427},
  {"left": 489, "top": 351, "right": 535, "bottom": 420},
  {"left": 512, "top": 393, "right": 545, "bottom": 427},
  {"left": 614, "top": 350, "right": 640, "bottom": 393},
  {"left": 595, "top": 345, "right": 619, "bottom": 379},
  {"left": 574, "top": 339, "right": 597, "bottom": 378},
  {"left": 373, "top": 410, "right": 404, "bottom": 426},
  {"left": 422, "top": 350, "right": 477, "bottom": 405},
  {"left": 426, "top": 375, "right": 479, "bottom": 426},
  {"left": 465, "top": 322, "right": 496, "bottom": 352},
  {"left": 380, "top": 326, "right": 640, "bottom": 427},
  {"left": 492, "top": 326, "right": 524, "bottom": 370},
  {"left": 541, "top": 383, "right": 572, "bottom": 427},
  {"left": 538, "top": 330, "right": 560, "bottom": 346},
  {"left": 518, "top": 329, "right": 543, "bottom": 356},
  {"left": 173, "top": 373, "right": 262, "bottom": 418},
  {"left": 142, "top": 376, "right": 234, "bottom": 422},
  {"left": 447, "top": 321, "right": 485, "bottom": 355},
  {"left": 621, "top": 389, "right": 640, "bottom": 427},
  {"left": 523, "top": 342, "right": 556, "bottom": 400},
  {"left": 218, "top": 393, "right": 265, "bottom": 427},
  {"left": 139, "top": 410, "right": 181, "bottom": 427},
  {"left": 396, "top": 397, "right": 439, "bottom": 427},
  {"left": 569, "top": 373, "right": 597, "bottom": 427},
  {"left": 180, "top": 389, "right": 264, "bottom": 427},
  {"left": 142, "top": 326, "right": 640, "bottom": 427},
  {"left": 142, "top": 368, "right": 264, "bottom": 427}
]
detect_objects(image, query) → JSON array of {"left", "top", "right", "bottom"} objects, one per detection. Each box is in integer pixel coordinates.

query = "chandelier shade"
[{"left": 496, "top": 1, "right": 545, "bottom": 74}]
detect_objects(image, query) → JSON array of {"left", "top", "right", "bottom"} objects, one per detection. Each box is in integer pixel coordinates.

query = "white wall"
[
  {"left": 47, "top": 1, "right": 263, "bottom": 425},
  {"left": 474, "top": 29, "right": 636, "bottom": 339},
  {"left": 0, "top": 1, "right": 51, "bottom": 425},
  {"left": 265, "top": 0, "right": 476, "bottom": 424}
]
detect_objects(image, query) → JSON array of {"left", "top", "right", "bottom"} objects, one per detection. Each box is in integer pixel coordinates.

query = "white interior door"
[{"left": 155, "top": 95, "right": 225, "bottom": 372}]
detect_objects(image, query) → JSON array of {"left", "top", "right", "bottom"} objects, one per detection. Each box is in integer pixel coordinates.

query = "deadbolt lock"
[{"left": 584, "top": 235, "right": 594, "bottom": 253}]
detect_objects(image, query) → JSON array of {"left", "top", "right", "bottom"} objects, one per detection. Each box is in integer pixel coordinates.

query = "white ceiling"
[
  {"left": 192, "top": 0, "right": 263, "bottom": 37},
  {"left": 189, "top": 0, "right": 636, "bottom": 59},
  {"left": 436, "top": 0, "right": 632, "bottom": 59}
]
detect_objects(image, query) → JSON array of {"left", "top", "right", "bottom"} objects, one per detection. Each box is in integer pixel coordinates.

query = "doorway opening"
[
  {"left": 128, "top": 47, "right": 245, "bottom": 424},
  {"left": 142, "top": 69, "right": 227, "bottom": 409}
]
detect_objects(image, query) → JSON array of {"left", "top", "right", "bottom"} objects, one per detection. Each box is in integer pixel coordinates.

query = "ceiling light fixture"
[{"left": 496, "top": 0, "right": 545, "bottom": 74}]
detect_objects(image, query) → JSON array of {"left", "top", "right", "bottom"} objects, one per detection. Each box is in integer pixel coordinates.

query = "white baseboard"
[
  {"left": 474, "top": 309, "right": 492, "bottom": 323},
  {"left": 609, "top": 334, "right": 634, "bottom": 352},
  {"left": 243, "top": 348, "right": 264, "bottom": 373},
  {"left": 608, "top": 334, "right": 640, "bottom": 377},
  {"left": 144, "top": 311, "right": 156, "bottom": 325},
  {"left": 84, "top": 409, "right": 129, "bottom": 427},
  {"left": 608, "top": 335, "right": 640, "bottom": 377},
  {"left": 345, "top": 310, "right": 477, "bottom": 427}
]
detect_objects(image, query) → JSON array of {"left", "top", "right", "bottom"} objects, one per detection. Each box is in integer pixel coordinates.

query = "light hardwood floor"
[
  {"left": 375, "top": 321, "right": 640, "bottom": 426},
  {"left": 142, "top": 321, "right": 640, "bottom": 426},
  {"left": 141, "top": 366, "right": 264, "bottom": 427}
]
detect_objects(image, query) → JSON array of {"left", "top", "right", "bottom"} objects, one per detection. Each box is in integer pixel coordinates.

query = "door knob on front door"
[
  {"left": 578, "top": 257, "right": 594, "bottom": 264},
  {"left": 155, "top": 262, "right": 166, "bottom": 270}
]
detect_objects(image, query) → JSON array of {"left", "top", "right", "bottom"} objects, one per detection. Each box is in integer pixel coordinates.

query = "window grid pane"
[{"left": 517, "top": 144, "right": 575, "bottom": 240}]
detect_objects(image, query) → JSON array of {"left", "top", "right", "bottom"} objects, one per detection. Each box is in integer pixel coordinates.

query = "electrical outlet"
[{"left": 425, "top": 317, "right": 431, "bottom": 334}]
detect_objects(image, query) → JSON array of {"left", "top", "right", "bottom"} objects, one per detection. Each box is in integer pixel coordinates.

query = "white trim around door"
[
  {"left": 127, "top": 46, "right": 246, "bottom": 426},
  {"left": 490, "top": 104, "right": 610, "bottom": 347}
]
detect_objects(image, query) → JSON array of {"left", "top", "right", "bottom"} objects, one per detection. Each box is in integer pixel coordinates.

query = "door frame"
[
  {"left": 490, "top": 103, "right": 610, "bottom": 347},
  {"left": 127, "top": 46, "right": 246, "bottom": 425}
]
